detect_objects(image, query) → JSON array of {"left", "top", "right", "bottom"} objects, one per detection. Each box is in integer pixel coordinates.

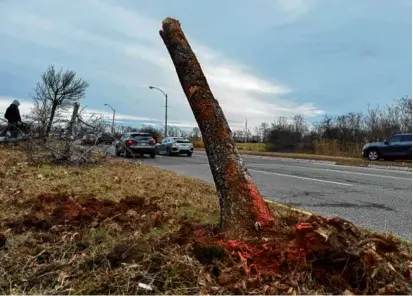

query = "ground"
[
  {"left": 0, "top": 145, "right": 411, "bottom": 294},
  {"left": 193, "top": 144, "right": 412, "bottom": 169}
]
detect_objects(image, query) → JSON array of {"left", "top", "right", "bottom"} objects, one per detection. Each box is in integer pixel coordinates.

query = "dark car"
[
  {"left": 97, "top": 133, "right": 114, "bottom": 145},
  {"left": 362, "top": 133, "right": 412, "bottom": 161},
  {"left": 81, "top": 133, "right": 98, "bottom": 145},
  {"left": 155, "top": 137, "right": 194, "bottom": 156},
  {"left": 115, "top": 132, "right": 156, "bottom": 158}
]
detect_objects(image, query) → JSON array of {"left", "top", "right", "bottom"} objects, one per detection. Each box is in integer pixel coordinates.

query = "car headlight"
[{"left": 172, "top": 143, "right": 177, "bottom": 147}]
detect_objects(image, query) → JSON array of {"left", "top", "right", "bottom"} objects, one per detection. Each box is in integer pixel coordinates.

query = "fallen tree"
[{"left": 159, "top": 18, "right": 275, "bottom": 235}]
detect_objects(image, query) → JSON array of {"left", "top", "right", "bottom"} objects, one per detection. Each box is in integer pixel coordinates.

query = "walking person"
[{"left": 0, "top": 100, "right": 22, "bottom": 138}]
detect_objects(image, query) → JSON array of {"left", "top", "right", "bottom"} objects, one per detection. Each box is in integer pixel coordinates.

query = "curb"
[
  {"left": 193, "top": 152, "right": 337, "bottom": 166},
  {"left": 264, "top": 198, "right": 313, "bottom": 216},
  {"left": 367, "top": 164, "right": 412, "bottom": 172},
  {"left": 194, "top": 150, "right": 411, "bottom": 171},
  {"left": 239, "top": 154, "right": 337, "bottom": 165}
]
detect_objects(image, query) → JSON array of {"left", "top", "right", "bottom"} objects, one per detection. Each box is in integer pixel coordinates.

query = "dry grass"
[
  {"left": 0, "top": 145, "right": 411, "bottom": 295},
  {"left": 194, "top": 147, "right": 412, "bottom": 168},
  {"left": 193, "top": 139, "right": 267, "bottom": 152}
]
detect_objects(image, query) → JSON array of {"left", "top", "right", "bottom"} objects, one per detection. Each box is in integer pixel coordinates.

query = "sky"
[{"left": 0, "top": 0, "right": 411, "bottom": 131}]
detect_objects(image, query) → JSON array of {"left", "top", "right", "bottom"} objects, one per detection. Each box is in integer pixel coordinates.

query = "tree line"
[
  {"left": 12, "top": 64, "right": 411, "bottom": 158},
  {"left": 223, "top": 97, "right": 411, "bottom": 157}
]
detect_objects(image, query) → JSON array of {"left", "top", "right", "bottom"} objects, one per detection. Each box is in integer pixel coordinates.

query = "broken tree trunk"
[
  {"left": 63, "top": 102, "right": 80, "bottom": 160},
  {"left": 159, "top": 18, "right": 275, "bottom": 234}
]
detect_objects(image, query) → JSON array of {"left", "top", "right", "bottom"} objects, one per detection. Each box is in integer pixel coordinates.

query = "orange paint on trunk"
[
  {"left": 246, "top": 182, "right": 274, "bottom": 225},
  {"left": 192, "top": 99, "right": 215, "bottom": 121},
  {"left": 224, "top": 161, "right": 241, "bottom": 185}
]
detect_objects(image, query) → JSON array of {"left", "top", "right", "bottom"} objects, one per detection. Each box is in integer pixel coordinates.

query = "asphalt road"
[{"left": 103, "top": 146, "right": 412, "bottom": 240}]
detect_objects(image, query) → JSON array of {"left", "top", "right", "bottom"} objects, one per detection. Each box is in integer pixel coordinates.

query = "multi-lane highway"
[{"left": 104, "top": 147, "right": 412, "bottom": 240}]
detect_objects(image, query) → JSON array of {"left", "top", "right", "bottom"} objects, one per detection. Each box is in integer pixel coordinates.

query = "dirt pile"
[
  {"left": 5, "top": 193, "right": 164, "bottom": 233},
  {"left": 170, "top": 216, "right": 411, "bottom": 295},
  {"left": 0, "top": 193, "right": 411, "bottom": 294}
]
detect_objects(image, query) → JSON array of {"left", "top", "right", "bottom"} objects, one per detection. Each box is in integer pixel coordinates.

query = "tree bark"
[{"left": 159, "top": 18, "right": 275, "bottom": 234}]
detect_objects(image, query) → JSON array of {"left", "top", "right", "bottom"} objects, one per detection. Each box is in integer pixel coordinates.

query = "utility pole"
[
  {"left": 164, "top": 93, "right": 168, "bottom": 138},
  {"left": 245, "top": 117, "right": 248, "bottom": 143},
  {"left": 104, "top": 104, "right": 115, "bottom": 134},
  {"left": 149, "top": 86, "right": 168, "bottom": 137}
]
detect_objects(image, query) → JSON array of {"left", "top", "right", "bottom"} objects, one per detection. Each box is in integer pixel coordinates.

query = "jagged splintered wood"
[{"left": 159, "top": 17, "right": 275, "bottom": 233}]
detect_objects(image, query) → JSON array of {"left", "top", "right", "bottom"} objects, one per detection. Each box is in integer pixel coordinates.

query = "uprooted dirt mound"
[
  {"left": 0, "top": 194, "right": 411, "bottom": 294},
  {"left": 5, "top": 194, "right": 165, "bottom": 233},
  {"left": 169, "top": 217, "right": 412, "bottom": 295}
]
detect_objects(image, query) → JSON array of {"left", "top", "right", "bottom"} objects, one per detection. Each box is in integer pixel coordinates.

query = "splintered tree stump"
[{"left": 159, "top": 18, "right": 275, "bottom": 234}]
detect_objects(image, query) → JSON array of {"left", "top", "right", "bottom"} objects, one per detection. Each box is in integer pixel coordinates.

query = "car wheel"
[
  {"left": 166, "top": 148, "right": 171, "bottom": 156},
  {"left": 187, "top": 152, "right": 192, "bottom": 157},
  {"left": 367, "top": 149, "right": 379, "bottom": 161},
  {"left": 150, "top": 153, "right": 156, "bottom": 158}
]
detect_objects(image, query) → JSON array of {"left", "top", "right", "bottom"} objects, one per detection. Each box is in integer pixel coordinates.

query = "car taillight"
[
  {"left": 126, "top": 138, "right": 137, "bottom": 145},
  {"left": 149, "top": 139, "right": 155, "bottom": 145}
]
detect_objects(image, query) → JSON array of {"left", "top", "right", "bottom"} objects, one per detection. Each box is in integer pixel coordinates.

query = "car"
[
  {"left": 362, "top": 133, "right": 412, "bottom": 161},
  {"left": 97, "top": 132, "right": 114, "bottom": 145},
  {"left": 76, "top": 132, "right": 85, "bottom": 139},
  {"left": 115, "top": 132, "right": 156, "bottom": 158},
  {"left": 155, "top": 137, "right": 194, "bottom": 156},
  {"left": 81, "top": 133, "right": 98, "bottom": 145}
]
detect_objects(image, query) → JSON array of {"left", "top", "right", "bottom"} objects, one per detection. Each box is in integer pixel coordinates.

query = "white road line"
[
  {"left": 317, "top": 167, "right": 412, "bottom": 180},
  {"left": 249, "top": 169, "right": 354, "bottom": 187}
]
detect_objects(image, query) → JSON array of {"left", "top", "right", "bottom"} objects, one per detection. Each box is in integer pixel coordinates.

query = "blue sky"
[{"left": 0, "top": 0, "right": 411, "bottom": 130}]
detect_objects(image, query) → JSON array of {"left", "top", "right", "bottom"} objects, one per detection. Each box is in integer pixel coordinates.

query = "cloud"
[{"left": 0, "top": 0, "right": 323, "bottom": 130}]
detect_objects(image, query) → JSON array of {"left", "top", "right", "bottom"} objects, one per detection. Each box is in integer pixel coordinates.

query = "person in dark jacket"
[{"left": 0, "top": 100, "right": 22, "bottom": 138}]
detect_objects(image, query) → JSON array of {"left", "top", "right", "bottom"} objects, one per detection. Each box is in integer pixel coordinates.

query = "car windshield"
[
  {"left": 130, "top": 134, "right": 152, "bottom": 141},
  {"left": 175, "top": 138, "right": 190, "bottom": 143}
]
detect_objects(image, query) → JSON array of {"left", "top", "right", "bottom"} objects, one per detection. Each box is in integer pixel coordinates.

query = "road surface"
[{"left": 103, "top": 147, "right": 412, "bottom": 240}]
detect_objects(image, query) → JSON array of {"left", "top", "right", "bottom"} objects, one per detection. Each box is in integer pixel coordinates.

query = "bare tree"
[
  {"left": 27, "top": 99, "right": 59, "bottom": 134},
  {"left": 31, "top": 65, "right": 89, "bottom": 139},
  {"left": 396, "top": 96, "right": 412, "bottom": 133},
  {"left": 259, "top": 122, "right": 269, "bottom": 143},
  {"left": 293, "top": 114, "right": 308, "bottom": 135},
  {"left": 139, "top": 125, "right": 162, "bottom": 139},
  {"left": 192, "top": 127, "right": 200, "bottom": 138},
  {"left": 160, "top": 17, "right": 275, "bottom": 235}
]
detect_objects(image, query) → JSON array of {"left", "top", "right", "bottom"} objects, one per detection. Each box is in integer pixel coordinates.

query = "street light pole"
[
  {"left": 104, "top": 103, "right": 115, "bottom": 134},
  {"left": 149, "top": 86, "right": 168, "bottom": 137}
]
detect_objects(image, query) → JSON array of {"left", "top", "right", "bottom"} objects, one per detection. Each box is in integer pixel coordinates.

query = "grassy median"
[
  {"left": 194, "top": 146, "right": 412, "bottom": 168},
  {"left": 0, "top": 145, "right": 411, "bottom": 294}
]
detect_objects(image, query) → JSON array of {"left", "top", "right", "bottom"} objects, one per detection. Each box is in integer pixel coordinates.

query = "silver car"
[{"left": 155, "top": 137, "right": 194, "bottom": 156}]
